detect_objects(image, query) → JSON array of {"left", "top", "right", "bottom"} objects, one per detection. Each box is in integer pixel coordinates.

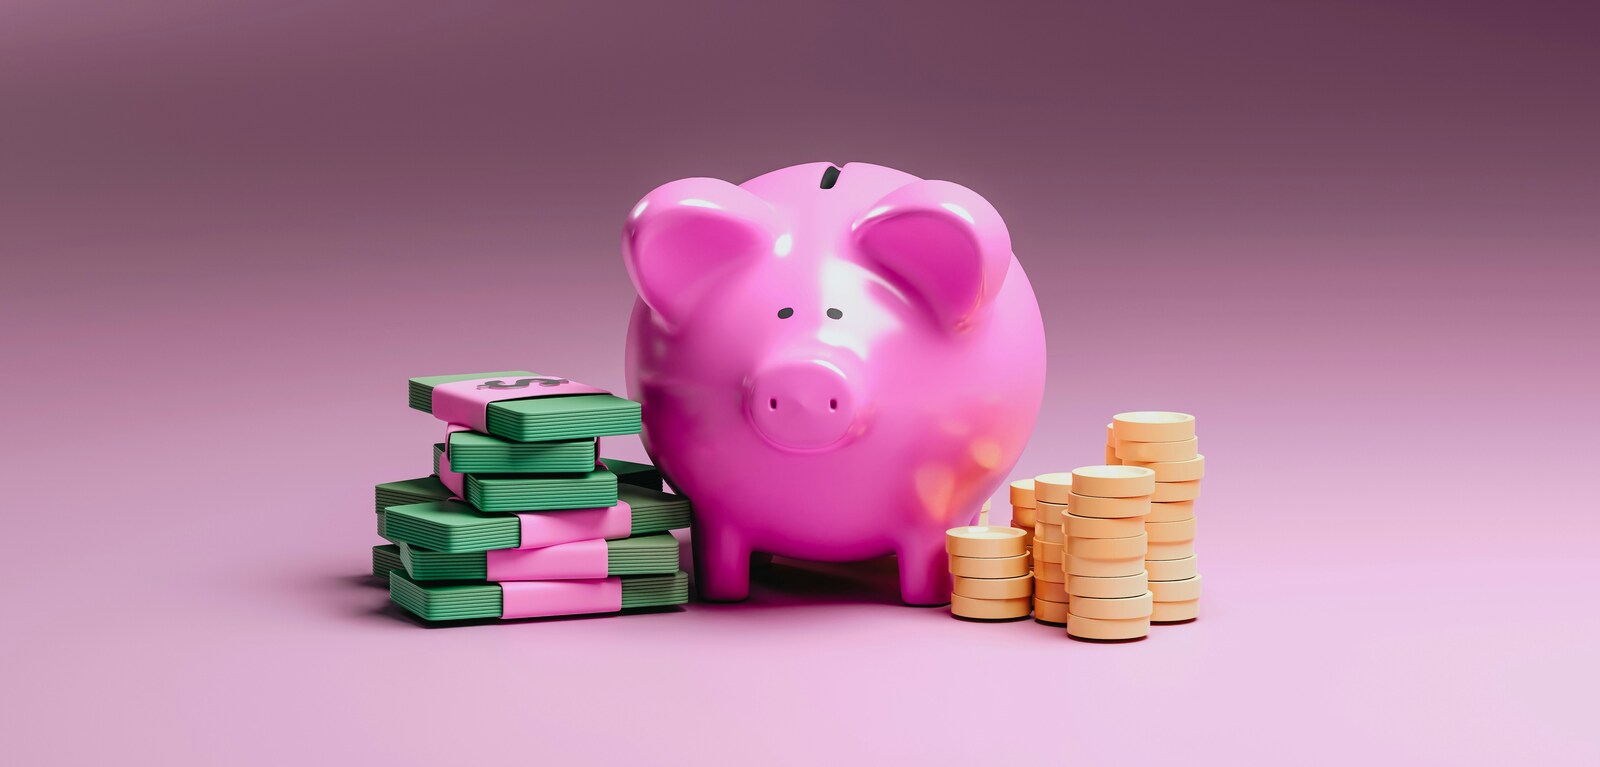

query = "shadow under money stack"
[
  {"left": 1063, "top": 465, "right": 1156, "bottom": 642},
  {"left": 370, "top": 371, "right": 690, "bottom": 623},
  {"left": 1114, "top": 411, "right": 1204, "bottom": 624},
  {"left": 946, "top": 526, "right": 1031, "bottom": 620}
]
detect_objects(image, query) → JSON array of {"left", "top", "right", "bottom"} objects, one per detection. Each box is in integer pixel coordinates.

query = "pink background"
[{"left": 4, "top": 1, "right": 1597, "bottom": 763}]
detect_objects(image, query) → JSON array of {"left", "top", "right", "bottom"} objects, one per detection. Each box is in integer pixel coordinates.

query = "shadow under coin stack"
[
  {"left": 1028, "top": 473, "right": 1072, "bottom": 625},
  {"left": 1009, "top": 479, "right": 1036, "bottom": 549},
  {"left": 946, "top": 526, "right": 1032, "bottom": 620},
  {"left": 1064, "top": 466, "right": 1156, "bottom": 642},
  {"left": 1115, "top": 411, "right": 1204, "bottom": 624},
  {"left": 371, "top": 371, "right": 691, "bottom": 623}
]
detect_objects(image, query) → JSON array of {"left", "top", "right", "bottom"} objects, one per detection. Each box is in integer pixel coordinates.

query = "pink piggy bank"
[{"left": 622, "top": 162, "right": 1046, "bottom": 605}]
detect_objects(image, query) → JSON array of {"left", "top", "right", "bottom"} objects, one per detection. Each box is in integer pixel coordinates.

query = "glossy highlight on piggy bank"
[{"left": 623, "top": 162, "right": 1046, "bottom": 605}]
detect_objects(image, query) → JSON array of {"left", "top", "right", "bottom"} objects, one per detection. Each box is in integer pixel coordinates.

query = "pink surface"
[
  {"left": 515, "top": 502, "right": 632, "bottom": 549},
  {"left": 430, "top": 375, "right": 606, "bottom": 434},
  {"left": 499, "top": 578, "right": 622, "bottom": 619},
  {"left": 624, "top": 163, "right": 1045, "bottom": 604},
  {"left": 485, "top": 538, "right": 610, "bottom": 581},
  {"left": 4, "top": 1, "right": 1598, "bottom": 764}
]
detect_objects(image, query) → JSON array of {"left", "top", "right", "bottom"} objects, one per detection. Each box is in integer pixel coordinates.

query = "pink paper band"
[
  {"left": 515, "top": 502, "right": 632, "bottom": 549},
  {"left": 499, "top": 577, "right": 622, "bottom": 619},
  {"left": 430, "top": 376, "right": 608, "bottom": 433},
  {"left": 436, "top": 446, "right": 464, "bottom": 498},
  {"left": 485, "top": 538, "right": 610, "bottom": 581}
]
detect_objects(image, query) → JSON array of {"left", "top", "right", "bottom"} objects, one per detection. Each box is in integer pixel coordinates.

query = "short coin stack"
[
  {"left": 1064, "top": 466, "right": 1156, "bottom": 641},
  {"left": 370, "top": 371, "right": 691, "bottom": 623},
  {"left": 947, "top": 526, "right": 1032, "bottom": 620},
  {"left": 1009, "top": 479, "right": 1036, "bottom": 548},
  {"left": 1030, "top": 473, "right": 1074, "bottom": 625},
  {"left": 1116, "top": 411, "right": 1204, "bottom": 623}
]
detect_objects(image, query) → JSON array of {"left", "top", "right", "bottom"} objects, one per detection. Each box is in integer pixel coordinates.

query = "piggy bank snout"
[{"left": 747, "top": 360, "right": 858, "bottom": 450}]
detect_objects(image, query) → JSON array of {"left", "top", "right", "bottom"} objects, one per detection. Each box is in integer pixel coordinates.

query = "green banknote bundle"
[
  {"left": 381, "top": 484, "right": 692, "bottom": 553},
  {"left": 389, "top": 570, "right": 689, "bottom": 622},
  {"left": 375, "top": 476, "right": 454, "bottom": 538},
  {"left": 434, "top": 444, "right": 620, "bottom": 512},
  {"left": 445, "top": 431, "right": 598, "bottom": 474},
  {"left": 372, "top": 544, "right": 402, "bottom": 578},
  {"left": 409, "top": 372, "right": 642, "bottom": 442},
  {"left": 396, "top": 534, "right": 679, "bottom": 580}
]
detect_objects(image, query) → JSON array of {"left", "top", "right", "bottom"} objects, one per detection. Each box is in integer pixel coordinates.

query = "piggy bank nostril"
[
  {"left": 769, "top": 398, "right": 778, "bottom": 410},
  {"left": 829, "top": 398, "right": 837, "bottom": 411}
]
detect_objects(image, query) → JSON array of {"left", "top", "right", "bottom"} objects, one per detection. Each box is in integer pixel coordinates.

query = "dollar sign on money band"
[{"left": 477, "top": 377, "right": 569, "bottom": 390}]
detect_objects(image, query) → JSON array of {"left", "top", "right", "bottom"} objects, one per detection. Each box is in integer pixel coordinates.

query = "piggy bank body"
[{"left": 623, "top": 162, "right": 1045, "bottom": 605}]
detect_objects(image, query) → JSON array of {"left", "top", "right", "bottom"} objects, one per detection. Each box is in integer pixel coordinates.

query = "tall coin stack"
[
  {"left": 1009, "top": 479, "right": 1037, "bottom": 549},
  {"left": 1028, "top": 473, "right": 1074, "bottom": 624},
  {"left": 1115, "top": 411, "right": 1204, "bottom": 623},
  {"left": 947, "top": 526, "right": 1032, "bottom": 621},
  {"left": 1063, "top": 466, "right": 1156, "bottom": 641}
]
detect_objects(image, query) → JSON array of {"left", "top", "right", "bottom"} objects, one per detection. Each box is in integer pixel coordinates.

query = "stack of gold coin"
[
  {"left": 1104, "top": 423, "right": 1120, "bottom": 465},
  {"left": 1064, "top": 465, "right": 1155, "bottom": 641},
  {"left": 1029, "top": 473, "right": 1074, "bottom": 624},
  {"left": 1009, "top": 479, "right": 1037, "bottom": 548},
  {"left": 1115, "top": 412, "right": 1204, "bottom": 624},
  {"left": 946, "top": 526, "right": 1032, "bottom": 620}
]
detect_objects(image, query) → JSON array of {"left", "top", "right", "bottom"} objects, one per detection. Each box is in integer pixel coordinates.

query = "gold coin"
[
  {"left": 945, "top": 526, "right": 1027, "bottom": 558},
  {"left": 950, "top": 593, "right": 1031, "bottom": 620},
  {"left": 1033, "top": 538, "right": 1063, "bottom": 564},
  {"left": 1145, "top": 517, "right": 1196, "bottom": 544},
  {"left": 1067, "top": 492, "right": 1150, "bottom": 519},
  {"left": 1068, "top": 532, "right": 1148, "bottom": 560},
  {"left": 1112, "top": 411, "right": 1196, "bottom": 443},
  {"left": 1145, "top": 501, "right": 1195, "bottom": 523},
  {"left": 1148, "top": 574, "right": 1203, "bottom": 602},
  {"left": 952, "top": 574, "right": 1033, "bottom": 600},
  {"left": 1068, "top": 591, "right": 1153, "bottom": 620},
  {"left": 1036, "top": 500, "right": 1067, "bottom": 526},
  {"left": 1010, "top": 478, "right": 1036, "bottom": 509},
  {"left": 1146, "top": 540, "right": 1196, "bottom": 561},
  {"left": 1065, "top": 512, "right": 1144, "bottom": 539},
  {"left": 948, "top": 553, "right": 1030, "bottom": 579},
  {"left": 1121, "top": 454, "right": 1205, "bottom": 482},
  {"left": 1065, "top": 554, "right": 1146, "bottom": 578},
  {"left": 1068, "top": 571, "right": 1149, "bottom": 599},
  {"left": 1069, "top": 466, "right": 1156, "bottom": 498},
  {"left": 1010, "top": 503, "right": 1037, "bottom": 527},
  {"left": 1116, "top": 437, "right": 1199, "bottom": 464},
  {"left": 1034, "top": 577, "right": 1070, "bottom": 603},
  {"left": 1034, "top": 597, "right": 1071, "bottom": 625},
  {"left": 1151, "top": 480, "right": 1201, "bottom": 503},
  {"left": 1033, "top": 562, "right": 1066, "bottom": 583},
  {"left": 1104, "top": 445, "right": 1121, "bottom": 465},
  {"left": 1033, "top": 473, "right": 1074, "bottom": 505},
  {"left": 1067, "top": 613, "right": 1150, "bottom": 641},
  {"left": 1152, "top": 599, "right": 1199, "bottom": 623},
  {"left": 1034, "top": 521, "right": 1063, "bottom": 544},
  {"left": 1145, "top": 555, "right": 1197, "bottom": 581}
]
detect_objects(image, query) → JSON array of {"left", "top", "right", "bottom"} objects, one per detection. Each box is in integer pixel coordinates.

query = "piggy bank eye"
[
  {"left": 777, "top": 307, "right": 794, "bottom": 319},
  {"left": 826, "top": 308, "right": 843, "bottom": 320}
]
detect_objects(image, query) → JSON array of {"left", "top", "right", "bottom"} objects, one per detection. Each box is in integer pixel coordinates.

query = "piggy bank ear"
[
  {"left": 852, "top": 180, "right": 1012, "bottom": 331},
  {"left": 623, "top": 178, "right": 777, "bottom": 326}
]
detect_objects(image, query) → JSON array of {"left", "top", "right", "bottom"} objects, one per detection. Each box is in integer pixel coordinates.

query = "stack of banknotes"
[{"left": 370, "top": 371, "right": 690, "bottom": 622}]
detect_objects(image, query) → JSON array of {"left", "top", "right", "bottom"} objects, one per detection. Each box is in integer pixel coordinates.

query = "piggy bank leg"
[
  {"left": 896, "top": 534, "right": 952, "bottom": 607},
  {"left": 692, "top": 519, "right": 751, "bottom": 602}
]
